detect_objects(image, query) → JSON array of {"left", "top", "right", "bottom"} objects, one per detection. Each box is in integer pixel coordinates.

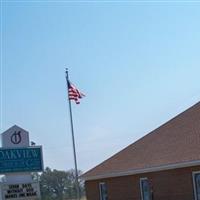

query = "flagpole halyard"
[{"left": 65, "top": 68, "right": 80, "bottom": 200}]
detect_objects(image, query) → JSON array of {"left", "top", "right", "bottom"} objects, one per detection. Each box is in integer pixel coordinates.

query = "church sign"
[
  {"left": 1, "top": 182, "right": 41, "bottom": 200},
  {"left": 0, "top": 125, "right": 43, "bottom": 200},
  {"left": 0, "top": 147, "right": 43, "bottom": 174}
]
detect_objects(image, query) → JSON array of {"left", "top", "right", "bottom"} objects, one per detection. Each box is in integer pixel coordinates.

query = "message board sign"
[
  {"left": 0, "top": 147, "right": 43, "bottom": 174},
  {"left": 1, "top": 182, "right": 40, "bottom": 200}
]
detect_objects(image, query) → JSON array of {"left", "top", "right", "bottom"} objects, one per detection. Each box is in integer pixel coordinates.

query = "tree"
[{"left": 39, "top": 167, "right": 84, "bottom": 200}]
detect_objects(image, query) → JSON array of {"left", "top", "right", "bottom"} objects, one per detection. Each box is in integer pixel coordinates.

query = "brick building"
[{"left": 82, "top": 102, "right": 200, "bottom": 200}]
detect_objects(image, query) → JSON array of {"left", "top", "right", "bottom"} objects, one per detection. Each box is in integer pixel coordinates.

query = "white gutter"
[{"left": 83, "top": 160, "right": 200, "bottom": 181}]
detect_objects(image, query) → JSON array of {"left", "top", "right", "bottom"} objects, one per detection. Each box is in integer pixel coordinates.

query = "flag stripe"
[{"left": 68, "top": 80, "right": 85, "bottom": 104}]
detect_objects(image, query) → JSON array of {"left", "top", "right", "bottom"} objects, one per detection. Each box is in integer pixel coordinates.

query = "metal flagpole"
[{"left": 65, "top": 68, "right": 80, "bottom": 200}]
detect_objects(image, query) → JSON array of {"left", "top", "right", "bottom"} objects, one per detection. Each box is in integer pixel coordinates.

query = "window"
[
  {"left": 193, "top": 171, "right": 200, "bottom": 200},
  {"left": 99, "top": 182, "right": 108, "bottom": 200},
  {"left": 140, "top": 178, "right": 152, "bottom": 200}
]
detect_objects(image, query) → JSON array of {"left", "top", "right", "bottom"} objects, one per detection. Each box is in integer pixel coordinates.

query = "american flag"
[{"left": 67, "top": 81, "right": 85, "bottom": 104}]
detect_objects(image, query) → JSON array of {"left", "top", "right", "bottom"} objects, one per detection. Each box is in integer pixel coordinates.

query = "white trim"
[
  {"left": 192, "top": 171, "right": 200, "bottom": 200},
  {"left": 83, "top": 160, "right": 200, "bottom": 181}
]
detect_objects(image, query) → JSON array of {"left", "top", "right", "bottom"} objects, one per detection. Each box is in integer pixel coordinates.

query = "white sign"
[
  {"left": 1, "top": 125, "right": 29, "bottom": 148},
  {"left": 1, "top": 182, "right": 41, "bottom": 200}
]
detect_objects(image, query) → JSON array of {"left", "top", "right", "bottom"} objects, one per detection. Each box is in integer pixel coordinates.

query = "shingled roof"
[{"left": 82, "top": 102, "right": 200, "bottom": 180}]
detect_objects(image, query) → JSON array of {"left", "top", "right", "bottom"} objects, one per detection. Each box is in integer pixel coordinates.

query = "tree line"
[{"left": 33, "top": 167, "right": 85, "bottom": 200}]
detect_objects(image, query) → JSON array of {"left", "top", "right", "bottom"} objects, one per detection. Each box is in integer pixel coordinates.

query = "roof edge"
[
  {"left": 1, "top": 125, "right": 29, "bottom": 135},
  {"left": 82, "top": 101, "right": 200, "bottom": 180},
  {"left": 82, "top": 160, "right": 200, "bottom": 181}
]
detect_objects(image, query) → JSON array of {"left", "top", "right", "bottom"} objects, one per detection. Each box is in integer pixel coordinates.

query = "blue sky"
[{"left": 1, "top": 1, "right": 200, "bottom": 172}]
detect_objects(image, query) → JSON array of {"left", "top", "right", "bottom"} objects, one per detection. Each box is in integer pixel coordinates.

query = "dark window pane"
[
  {"left": 140, "top": 179, "right": 152, "bottom": 200},
  {"left": 100, "top": 183, "right": 108, "bottom": 200},
  {"left": 195, "top": 173, "right": 200, "bottom": 200}
]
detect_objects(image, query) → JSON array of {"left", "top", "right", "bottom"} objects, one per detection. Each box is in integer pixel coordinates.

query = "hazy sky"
[{"left": 1, "top": 1, "right": 200, "bottom": 172}]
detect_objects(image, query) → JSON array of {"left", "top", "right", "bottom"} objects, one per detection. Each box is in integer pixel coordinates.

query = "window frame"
[
  {"left": 99, "top": 182, "right": 108, "bottom": 200},
  {"left": 140, "top": 177, "right": 151, "bottom": 200},
  {"left": 193, "top": 171, "right": 200, "bottom": 200}
]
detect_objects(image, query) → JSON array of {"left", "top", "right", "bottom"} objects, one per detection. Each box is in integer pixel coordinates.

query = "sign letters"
[
  {"left": 0, "top": 147, "right": 43, "bottom": 174},
  {"left": 2, "top": 182, "right": 40, "bottom": 200}
]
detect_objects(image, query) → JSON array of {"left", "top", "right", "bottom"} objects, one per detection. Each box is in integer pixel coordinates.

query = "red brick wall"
[{"left": 85, "top": 166, "right": 200, "bottom": 200}]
